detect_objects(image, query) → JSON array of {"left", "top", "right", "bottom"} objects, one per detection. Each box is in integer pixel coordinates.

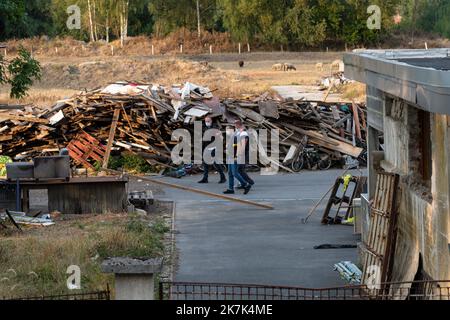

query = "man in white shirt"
[{"left": 235, "top": 120, "right": 255, "bottom": 188}]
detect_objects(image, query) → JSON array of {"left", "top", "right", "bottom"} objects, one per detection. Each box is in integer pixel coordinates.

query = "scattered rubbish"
[
  {"left": 128, "top": 190, "right": 154, "bottom": 213},
  {"left": 334, "top": 261, "right": 362, "bottom": 285},
  {"left": 343, "top": 155, "right": 360, "bottom": 170},
  {"left": 0, "top": 209, "right": 55, "bottom": 228},
  {"left": 320, "top": 72, "right": 353, "bottom": 89},
  {"left": 0, "top": 81, "right": 367, "bottom": 171}
]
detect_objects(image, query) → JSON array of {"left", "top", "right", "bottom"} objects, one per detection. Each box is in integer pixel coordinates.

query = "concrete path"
[{"left": 157, "top": 169, "right": 364, "bottom": 288}]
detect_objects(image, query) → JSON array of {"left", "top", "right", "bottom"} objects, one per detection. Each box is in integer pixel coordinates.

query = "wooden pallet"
[
  {"left": 361, "top": 172, "right": 400, "bottom": 288},
  {"left": 67, "top": 131, "right": 107, "bottom": 170}
]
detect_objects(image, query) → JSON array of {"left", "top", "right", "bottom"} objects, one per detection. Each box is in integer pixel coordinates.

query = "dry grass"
[
  {"left": 0, "top": 88, "right": 78, "bottom": 108},
  {"left": 3, "top": 31, "right": 234, "bottom": 58},
  {"left": 0, "top": 51, "right": 346, "bottom": 106},
  {"left": 340, "top": 82, "right": 367, "bottom": 103},
  {"left": 0, "top": 214, "right": 169, "bottom": 298},
  {"left": 2, "top": 35, "right": 348, "bottom": 105},
  {"left": 4, "top": 31, "right": 449, "bottom": 59}
]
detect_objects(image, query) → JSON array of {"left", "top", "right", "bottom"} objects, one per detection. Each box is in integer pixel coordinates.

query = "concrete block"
[{"left": 101, "top": 257, "right": 163, "bottom": 301}]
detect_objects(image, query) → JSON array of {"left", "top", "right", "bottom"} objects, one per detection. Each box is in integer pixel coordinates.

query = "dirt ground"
[{"left": 0, "top": 51, "right": 350, "bottom": 107}]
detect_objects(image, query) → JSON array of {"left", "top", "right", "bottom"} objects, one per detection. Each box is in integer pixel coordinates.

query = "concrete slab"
[
  {"left": 158, "top": 169, "right": 366, "bottom": 288},
  {"left": 272, "top": 85, "right": 350, "bottom": 103}
]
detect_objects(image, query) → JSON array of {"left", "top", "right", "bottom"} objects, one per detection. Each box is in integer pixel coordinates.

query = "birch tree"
[
  {"left": 87, "top": 0, "right": 95, "bottom": 41},
  {"left": 197, "top": 0, "right": 201, "bottom": 38},
  {"left": 119, "top": 0, "right": 130, "bottom": 47}
]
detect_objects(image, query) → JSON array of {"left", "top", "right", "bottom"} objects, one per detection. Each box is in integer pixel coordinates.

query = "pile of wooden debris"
[{"left": 0, "top": 81, "right": 366, "bottom": 170}]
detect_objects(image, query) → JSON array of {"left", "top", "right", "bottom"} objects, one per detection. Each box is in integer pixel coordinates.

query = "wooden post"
[
  {"left": 180, "top": 44, "right": 183, "bottom": 54},
  {"left": 425, "top": 42, "right": 428, "bottom": 50},
  {"left": 111, "top": 45, "right": 114, "bottom": 56},
  {"left": 239, "top": 43, "right": 241, "bottom": 54},
  {"left": 4, "top": 48, "right": 7, "bottom": 57},
  {"left": 247, "top": 43, "right": 250, "bottom": 53},
  {"left": 209, "top": 45, "right": 213, "bottom": 55},
  {"left": 103, "top": 108, "right": 121, "bottom": 169},
  {"left": 107, "top": 172, "right": 274, "bottom": 210},
  {"left": 55, "top": 47, "right": 58, "bottom": 54},
  {"left": 152, "top": 45, "right": 155, "bottom": 56},
  {"left": 352, "top": 102, "right": 362, "bottom": 141}
]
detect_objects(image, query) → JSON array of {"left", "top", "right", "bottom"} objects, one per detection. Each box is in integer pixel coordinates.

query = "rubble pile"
[{"left": 0, "top": 81, "right": 366, "bottom": 170}]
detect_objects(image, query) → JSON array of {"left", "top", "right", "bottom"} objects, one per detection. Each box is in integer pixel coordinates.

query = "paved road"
[{"left": 157, "top": 169, "right": 365, "bottom": 288}]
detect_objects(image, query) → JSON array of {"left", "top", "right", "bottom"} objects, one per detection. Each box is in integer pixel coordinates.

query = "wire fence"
[
  {"left": 2, "top": 288, "right": 111, "bottom": 301},
  {"left": 160, "top": 280, "right": 450, "bottom": 301}
]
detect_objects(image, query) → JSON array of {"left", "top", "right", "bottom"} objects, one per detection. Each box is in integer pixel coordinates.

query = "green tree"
[
  {"left": 286, "top": 0, "right": 327, "bottom": 47},
  {"left": 150, "top": 0, "right": 219, "bottom": 37},
  {"left": 16, "top": 0, "right": 54, "bottom": 38},
  {"left": 0, "top": 47, "right": 42, "bottom": 99},
  {"left": 0, "top": 0, "right": 26, "bottom": 41}
]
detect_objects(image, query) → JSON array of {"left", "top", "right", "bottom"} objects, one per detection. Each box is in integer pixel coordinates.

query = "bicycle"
[{"left": 291, "top": 137, "right": 333, "bottom": 172}]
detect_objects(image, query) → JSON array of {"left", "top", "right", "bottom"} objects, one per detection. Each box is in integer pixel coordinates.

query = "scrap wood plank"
[
  {"left": 103, "top": 108, "right": 121, "bottom": 169},
  {"left": 0, "top": 104, "right": 26, "bottom": 110},
  {"left": 283, "top": 123, "right": 363, "bottom": 158},
  {"left": 352, "top": 102, "right": 362, "bottom": 140},
  {"left": 102, "top": 168, "right": 273, "bottom": 210},
  {"left": 121, "top": 106, "right": 134, "bottom": 134},
  {"left": 5, "top": 210, "right": 22, "bottom": 232},
  {"left": 136, "top": 175, "right": 274, "bottom": 210},
  {"left": 0, "top": 114, "right": 49, "bottom": 124}
]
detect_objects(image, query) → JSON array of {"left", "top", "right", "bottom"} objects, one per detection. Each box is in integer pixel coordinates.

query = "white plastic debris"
[
  {"left": 101, "top": 83, "right": 149, "bottom": 95},
  {"left": 49, "top": 110, "right": 65, "bottom": 125}
]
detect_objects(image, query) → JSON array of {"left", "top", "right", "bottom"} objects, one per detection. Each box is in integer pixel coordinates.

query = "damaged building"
[{"left": 345, "top": 49, "right": 450, "bottom": 284}]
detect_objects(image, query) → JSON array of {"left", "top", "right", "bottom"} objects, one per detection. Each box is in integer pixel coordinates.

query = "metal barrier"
[{"left": 159, "top": 280, "right": 450, "bottom": 301}]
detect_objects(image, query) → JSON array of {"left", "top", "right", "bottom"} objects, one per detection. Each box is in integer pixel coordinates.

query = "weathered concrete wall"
[
  {"left": 375, "top": 98, "right": 450, "bottom": 281},
  {"left": 114, "top": 274, "right": 156, "bottom": 300},
  {"left": 430, "top": 114, "right": 450, "bottom": 280},
  {"left": 384, "top": 116, "right": 409, "bottom": 175}
]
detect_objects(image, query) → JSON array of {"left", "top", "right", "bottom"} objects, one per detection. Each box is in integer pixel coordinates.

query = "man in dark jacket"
[{"left": 198, "top": 116, "right": 227, "bottom": 184}]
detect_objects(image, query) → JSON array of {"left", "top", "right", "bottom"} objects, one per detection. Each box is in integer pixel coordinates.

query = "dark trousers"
[
  {"left": 238, "top": 164, "right": 254, "bottom": 186},
  {"left": 202, "top": 150, "right": 226, "bottom": 180}
]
